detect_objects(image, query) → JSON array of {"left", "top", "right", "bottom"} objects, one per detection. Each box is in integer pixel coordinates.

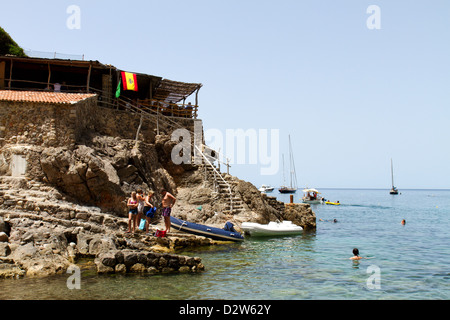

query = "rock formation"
[{"left": 0, "top": 99, "right": 315, "bottom": 279}]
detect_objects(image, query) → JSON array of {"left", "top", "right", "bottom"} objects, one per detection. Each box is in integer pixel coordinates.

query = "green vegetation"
[{"left": 0, "top": 26, "right": 27, "bottom": 57}]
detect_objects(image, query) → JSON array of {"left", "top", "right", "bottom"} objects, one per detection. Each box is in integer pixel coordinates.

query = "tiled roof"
[{"left": 0, "top": 90, "right": 96, "bottom": 105}]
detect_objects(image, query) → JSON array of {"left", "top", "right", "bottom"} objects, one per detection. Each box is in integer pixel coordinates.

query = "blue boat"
[{"left": 170, "top": 216, "right": 244, "bottom": 242}]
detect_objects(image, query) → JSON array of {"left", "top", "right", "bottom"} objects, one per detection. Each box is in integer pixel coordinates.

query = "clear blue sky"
[{"left": 1, "top": 0, "right": 449, "bottom": 189}]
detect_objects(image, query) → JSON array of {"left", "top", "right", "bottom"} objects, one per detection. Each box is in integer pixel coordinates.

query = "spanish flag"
[{"left": 121, "top": 71, "right": 138, "bottom": 91}]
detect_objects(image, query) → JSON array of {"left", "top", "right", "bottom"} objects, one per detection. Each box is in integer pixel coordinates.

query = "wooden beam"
[
  {"left": 47, "top": 63, "right": 51, "bottom": 89},
  {"left": 8, "top": 58, "right": 13, "bottom": 89},
  {"left": 0, "top": 61, "right": 5, "bottom": 89},
  {"left": 149, "top": 78, "right": 153, "bottom": 99},
  {"left": 194, "top": 87, "right": 200, "bottom": 119},
  {"left": 86, "top": 62, "right": 92, "bottom": 92}
]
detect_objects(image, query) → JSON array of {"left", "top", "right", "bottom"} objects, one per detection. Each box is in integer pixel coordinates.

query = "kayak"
[
  {"left": 241, "top": 221, "right": 303, "bottom": 237},
  {"left": 325, "top": 201, "right": 340, "bottom": 206}
]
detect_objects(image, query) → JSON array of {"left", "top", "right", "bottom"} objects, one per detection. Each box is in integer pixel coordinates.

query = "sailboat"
[
  {"left": 390, "top": 158, "right": 399, "bottom": 195},
  {"left": 279, "top": 135, "right": 298, "bottom": 194}
]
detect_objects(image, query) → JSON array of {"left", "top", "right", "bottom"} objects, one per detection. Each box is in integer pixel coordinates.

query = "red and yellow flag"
[{"left": 121, "top": 71, "right": 138, "bottom": 91}]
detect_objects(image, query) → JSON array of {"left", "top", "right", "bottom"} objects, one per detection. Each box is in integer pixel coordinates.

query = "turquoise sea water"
[{"left": 1, "top": 189, "right": 449, "bottom": 300}]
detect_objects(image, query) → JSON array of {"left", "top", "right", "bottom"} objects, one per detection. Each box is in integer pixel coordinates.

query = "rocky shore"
[{"left": 0, "top": 103, "right": 316, "bottom": 280}]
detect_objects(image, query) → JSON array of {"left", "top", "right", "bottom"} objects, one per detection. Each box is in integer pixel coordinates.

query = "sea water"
[{"left": 0, "top": 189, "right": 449, "bottom": 300}]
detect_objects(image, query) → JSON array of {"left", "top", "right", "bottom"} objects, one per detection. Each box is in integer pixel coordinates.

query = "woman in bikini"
[{"left": 126, "top": 191, "right": 138, "bottom": 233}]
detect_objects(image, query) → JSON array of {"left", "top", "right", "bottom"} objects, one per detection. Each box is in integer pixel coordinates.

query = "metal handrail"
[{"left": 194, "top": 145, "right": 233, "bottom": 213}]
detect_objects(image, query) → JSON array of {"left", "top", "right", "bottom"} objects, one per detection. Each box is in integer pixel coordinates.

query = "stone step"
[
  {"left": 0, "top": 195, "right": 104, "bottom": 218},
  {"left": 0, "top": 209, "right": 128, "bottom": 234}
]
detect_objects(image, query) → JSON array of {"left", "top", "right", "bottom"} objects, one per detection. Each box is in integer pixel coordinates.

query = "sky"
[{"left": 1, "top": 0, "right": 449, "bottom": 189}]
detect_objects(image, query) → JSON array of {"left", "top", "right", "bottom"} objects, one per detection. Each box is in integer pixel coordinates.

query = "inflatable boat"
[
  {"left": 241, "top": 221, "right": 303, "bottom": 237},
  {"left": 170, "top": 216, "right": 244, "bottom": 242},
  {"left": 325, "top": 201, "right": 341, "bottom": 206}
]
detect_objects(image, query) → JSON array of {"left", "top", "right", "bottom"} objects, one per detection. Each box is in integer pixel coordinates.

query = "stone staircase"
[
  {"left": 0, "top": 176, "right": 128, "bottom": 235},
  {"left": 201, "top": 163, "right": 245, "bottom": 215}
]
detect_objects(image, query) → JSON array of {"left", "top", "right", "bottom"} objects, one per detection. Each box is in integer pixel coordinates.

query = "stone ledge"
[{"left": 95, "top": 249, "right": 205, "bottom": 274}]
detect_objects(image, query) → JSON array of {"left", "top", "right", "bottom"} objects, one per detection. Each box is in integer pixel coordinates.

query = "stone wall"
[
  {"left": 0, "top": 98, "right": 200, "bottom": 211},
  {"left": 0, "top": 95, "right": 197, "bottom": 149},
  {"left": 90, "top": 106, "right": 198, "bottom": 144},
  {"left": 0, "top": 97, "right": 97, "bottom": 148},
  {"left": 95, "top": 249, "right": 205, "bottom": 274}
]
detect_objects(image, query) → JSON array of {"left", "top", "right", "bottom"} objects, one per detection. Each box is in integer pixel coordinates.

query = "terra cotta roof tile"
[{"left": 0, "top": 90, "right": 96, "bottom": 105}]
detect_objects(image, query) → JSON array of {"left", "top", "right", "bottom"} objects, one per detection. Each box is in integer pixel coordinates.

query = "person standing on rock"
[
  {"left": 126, "top": 192, "right": 139, "bottom": 233},
  {"left": 161, "top": 189, "right": 176, "bottom": 233},
  {"left": 143, "top": 190, "right": 156, "bottom": 235},
  {"left": 136, "top": 189, "right": 145, "bottom": 228}
]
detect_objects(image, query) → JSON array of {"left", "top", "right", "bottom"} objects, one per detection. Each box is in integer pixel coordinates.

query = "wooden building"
[{"left": 0, "top": 55, "right": 202, "bottom": 118}]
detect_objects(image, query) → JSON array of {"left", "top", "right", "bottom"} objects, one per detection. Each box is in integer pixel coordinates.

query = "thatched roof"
[{"left": 153, "top": 78, "right": 202, "bottom": 103}]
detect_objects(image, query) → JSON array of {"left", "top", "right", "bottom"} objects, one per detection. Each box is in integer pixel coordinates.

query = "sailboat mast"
[
  {"left": 288, "top": 135, "right": 297, "bottom": 189},
  {"left": 391, "top": 158, "right": 395, "bottom": 188}
]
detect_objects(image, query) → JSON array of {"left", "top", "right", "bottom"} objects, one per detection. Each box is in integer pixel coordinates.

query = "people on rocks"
[
  {"left": 126, "top": 191, "right": 138, "bottom": 233},
  {"left": 126, "top": 189, "right": 176, "bottom": 235},
  {"left": 161, "top": 189, "right": 176, "bottom": 233},
  {"left": 136, "top": 189, "right": 145, "bottom": 225},
  {"left": 143, "top": 190, "right": 156, "bottom": 235}
]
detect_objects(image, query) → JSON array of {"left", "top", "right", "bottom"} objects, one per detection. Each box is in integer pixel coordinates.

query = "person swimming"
[{"left": 349, "top": 248, "right": 374, "bottom": 260}]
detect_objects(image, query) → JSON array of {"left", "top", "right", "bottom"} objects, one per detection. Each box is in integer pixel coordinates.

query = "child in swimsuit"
[{"left": 127, "top": 191, "right": 138, "bottom": 233}]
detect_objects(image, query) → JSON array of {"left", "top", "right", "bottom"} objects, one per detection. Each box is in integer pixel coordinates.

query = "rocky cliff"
[{"left": 0, "top": 102, "right": 315, "bottom": 279}]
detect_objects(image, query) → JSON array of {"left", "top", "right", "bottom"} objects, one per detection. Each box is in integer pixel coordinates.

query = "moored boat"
[
  {"left": 302, "top": 188, "right": 323, "bottom": 204},
  {"left": 390, "top": 159, "right": 399, "bottom": 195},
  {"left": 390, "top": 187, "right": 399, "bottom": 195},
  {"left": 170, "top": 216, "right": 244, "bottom": 242},
  {"left": 241, "top": 221, "right": 303, "bottom": 237},
  {"left": 259, "top": 185, "right": 275, "bottom": 193},
  {"left": 278, "top": 135, "right": 298, "bottom": 194},
  {"left": 278, "top": 186, "right": 297, "bottom": 194}
]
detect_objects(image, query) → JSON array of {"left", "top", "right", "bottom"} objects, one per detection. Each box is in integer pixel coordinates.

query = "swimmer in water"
[{"left": 349, "top": 248, "right": 373, "bottom": 260}]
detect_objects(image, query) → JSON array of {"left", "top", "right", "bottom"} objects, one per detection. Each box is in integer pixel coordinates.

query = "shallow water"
[{"left": 1, "top": 189, "right": 449, "bottom": 300}]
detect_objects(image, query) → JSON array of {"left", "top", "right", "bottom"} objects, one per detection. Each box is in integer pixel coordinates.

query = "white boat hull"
[
  {"left": 241, "top": 221, "right": 303, "bottom": 237},
  {"left": 259, "top": 187, "right": 274, "bottom": 192},
  {"left": 302, "top": 199, "right": 322, "bottom": 204}
]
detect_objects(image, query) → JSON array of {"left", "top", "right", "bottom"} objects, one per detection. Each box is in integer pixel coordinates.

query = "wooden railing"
[
  {"left": 1, "top": 82, "right": 199, "bottom": 120},
  {"left": 138, "top": 99, "right": 198, "bottom": 119}
]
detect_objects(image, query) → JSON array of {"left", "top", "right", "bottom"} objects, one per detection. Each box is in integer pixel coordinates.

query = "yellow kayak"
[{"left": 325, "top": 201, "right": 340, "bottom": 206}]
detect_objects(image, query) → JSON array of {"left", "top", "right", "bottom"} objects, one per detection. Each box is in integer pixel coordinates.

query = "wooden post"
[
  {"left": 149, "top": 78, "right": 153, "bottom": 99},
  {"left": 86, "top": 63, "right": 92, "bottom": 93},
  {"left": 134, "top": 114, "right": 144, "bottom": 148},
  {"left": 8, "top": 58, "right": 13, "bottom": 89},
  {"left": 195, "top": 87, "right": 200, "bottom": 108},
  {"left": 156, "top": 105, "right": 160, "bottom": 135},
  {"left": 290, "top": 194, "right": 294, "bottom": 204},
  {"left": 0, "top": 61, "right": 6, "bottom": 89},
  {"left": 47, "top": 63, "right": 51, "bottom": 89}
]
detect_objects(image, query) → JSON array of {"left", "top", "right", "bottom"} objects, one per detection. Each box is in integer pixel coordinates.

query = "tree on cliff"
[{"left": 0, "top": 26, "right": 27, "bottom": 57}]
